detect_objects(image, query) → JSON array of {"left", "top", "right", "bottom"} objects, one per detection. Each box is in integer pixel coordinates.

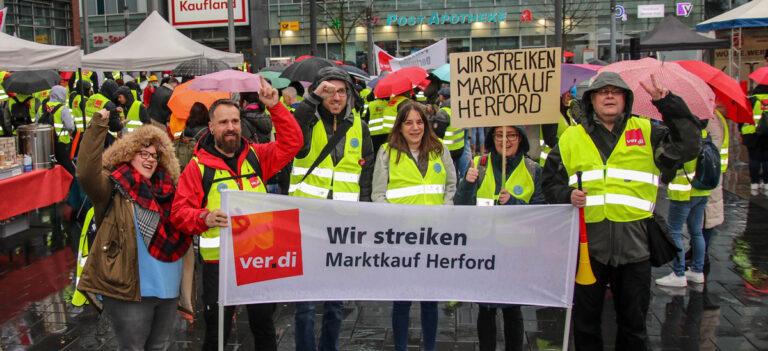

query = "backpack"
[
  {"left": 174, "top": 128, "right": 207, "bottom": 171},
  {"left": 684, "top": 135, "right": 721, "bottom": 191},
  {"left": 10, "top": 96, "right": 34, "bottom": 127},
  {"left": 37, "top": 99, "right": 63, "bottom": 126}
]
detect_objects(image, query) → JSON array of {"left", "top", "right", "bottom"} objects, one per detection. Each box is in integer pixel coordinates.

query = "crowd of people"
[{"left": 0, "top": 56, "right": 767, "bottom": 351}]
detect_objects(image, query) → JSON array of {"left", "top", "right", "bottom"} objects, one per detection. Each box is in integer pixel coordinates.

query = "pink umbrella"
[
  {"left": 600, "top": 58, "right": 715, "bottom": 120},
  {"left": 188, "top": 70, "right": 263, "bottom": 92},
  {"left": 562, "top": 63, "right": 600, "bottom": 93}
]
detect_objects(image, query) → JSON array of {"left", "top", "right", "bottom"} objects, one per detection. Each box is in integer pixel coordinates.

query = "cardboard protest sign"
[{"left": 449, "top": 48, "right": 562, "bottom": 128}]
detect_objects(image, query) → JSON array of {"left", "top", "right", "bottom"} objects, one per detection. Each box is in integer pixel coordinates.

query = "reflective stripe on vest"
[
  {"left": 197, "top": 150, "right": 267, "bottom": 261},
  {"left": 40, "top": 101, "right": 71, "bottom": 144},
  {"left": 539, "top": 115, "right": 574, "bottom": 166},
  {"left": 289, "top": 111, "right": 364, "bottom": 201},
  {"left": 668, "top": 130, "right": 711, "bottom": 201},
  {"left": 751, "top": 94, "right": 768, "bottom": 123},
  {"left": 125, "top": 100, "right": 143, "bottom": 132},
  {"left": 367, "top": 99, "right": 390, "bottom": 136},
  {"left": 72, "top": 207, "right": 95, "bottom": 307},
  {"left": 474, "top": 155, "right": 534, "bottom": 205},
  {"left": 375, "top": 96, "right": 408, "bottom": 136},
  {"left": 440, "top": 107, "right": 465, "bottom": 151},
  {"left": 558, "top": 117, "right": 659, "bottom": 223},
  {"left": 384, "top": 144, "right": 446, "bottom": 205},
  {"left": 715, "top": 110, "right": 729, "bottom": 173}
]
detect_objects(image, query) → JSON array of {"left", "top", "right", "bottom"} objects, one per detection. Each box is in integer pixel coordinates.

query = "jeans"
[
  {"left": 201, "top": 262, "right": 277, "bottom": 351},
  {"left": 392, "top": 301, "right": 437, "bottom": 351},
  {"left": 471, "top": 127, "right": 485, "bottom": 151},
  {"left": 477, "top": 304, "right": 523, "bottom": 351},
  {"left": 573, "top": 259, "right": 651, "bottom": 351},
  {"left": 294, "top": 301, "right": 343, "bottom": 351},
  {"left": 102, "top": 296, "right": 178, "bottom": 351},
  {"left": 668, "top": 197, "right": 708, "bottom": 276},
  {"left": 748, "top": 147, "right": 768, "bottom": 184}
]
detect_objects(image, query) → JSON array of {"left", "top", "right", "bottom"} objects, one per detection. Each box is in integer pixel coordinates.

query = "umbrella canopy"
[
  {"left": 280, "top": 57, "right": 335, "bottom": 82},
  {"left": 259, "top": 71, "right": 291, "bottom": 89},
  {"left": 260, "top": 65, "right": 286, "bottom": 73},
  {"left": 432, "top": 63, "right": 450, "bottom": 82},
  {"left": 600, "top": 58, "right": 715, "bottom": 120},
  {"left": 373, "top": 67, "right": 428, "bottom": 98},
  {"left": 749, "top": 67, "right": 768, "bottom": 85},
  {"left": 695, "top": 0, "right": 768, "bottom": 31},
  {"left": 168, "top": 81, "right": 229, "bottom": 136},
  {"left": 188, "top": 70, "right": 263, "bottom": 93},
  {"left": 173, "top": 58, "right": 231, "bottom": 77},
  {"left": 562, "top": 64, "right": 600, "bottom": 94},
  {"left": 2, "top": 70, "right": 60, "bottom": 94},
  {"left": 340, "top": 65, "right": 371, "bottom": 81},
  {"left": 675, "top": 60, "right": 752, "bottom": 123}
]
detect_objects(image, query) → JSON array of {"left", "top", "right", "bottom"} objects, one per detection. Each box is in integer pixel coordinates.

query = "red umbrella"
[
  {"left": 675, "top": 60, "right": 753, "bottom": 123},
  {"left": 373, "top": 67, "right": 428, "bottom": 99},
  {"left": 600, "top": 58, "right": 715, "bottom": 120},
  {"left": 295, "top": 55, "right": 314, "bottom": 62},
  {"left": 749, "top": 67, "right": 768, "bottom": 85}
]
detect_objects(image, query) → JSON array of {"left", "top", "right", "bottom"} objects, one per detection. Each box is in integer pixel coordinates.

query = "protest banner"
[
  {"left": 218, "top": 191, "right": 578, "bottom": 307},
  {"left": 375, "top": 39, "right": 448, "bottom": 74},
  {"left": 449, "top": 48, "right": 562, "bottom": 128}
]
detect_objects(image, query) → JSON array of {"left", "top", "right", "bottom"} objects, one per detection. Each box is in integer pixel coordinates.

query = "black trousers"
[
  {"left": 573, "top": 259, "right": 651, "bottom": 351},
  {"left": 477, "top": 305, "right": 523, "bottom": 351},
  {"left": 202, "top": 262, "right": 277, "bottom": 351}
]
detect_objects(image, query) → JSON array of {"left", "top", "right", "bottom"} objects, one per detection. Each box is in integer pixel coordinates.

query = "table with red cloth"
[{"left": 0, "top": 165, "right": 73, "bottom": 220}]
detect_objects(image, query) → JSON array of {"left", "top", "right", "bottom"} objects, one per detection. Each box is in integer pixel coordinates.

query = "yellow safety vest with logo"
[
  {"left": 667, "top": 130, "right": 711, "bottom": 201},
  {"left": 72, "top": 207, "right": 95, "bottom": 307},
  {"left": 558, "top": 116, "right": 660, "bottom": 223},
  {"left": 743, "top": 94, "right": 768, "bottom": 135},
  {"left": 715, "top": 110, "right": 729, "bottom": 173},
  {"left": 7, "top": 94, "right": 39, "bottom": 125},
  {"left": 539, "top": 114, "right": 576, "bottom": 166},
  {"left": 384, "top": 143, "right": 446, "bottom": 205},
  {"left": 38, "top": 101, "right": 70, "bottom": 144},
  {"left": 70, "top": 94, "right": 89, "bottom": 129},
  {"left": 376, "top": 95, "right": 408, "bottom": 136},
  {"left": 196, "top": 150, "right": 267, "bottom": 261},
  {"left": 440, "top": 107, "right": 465, "bottom": 152},
  {"left": 85, "top": 93, "right": 111, "bottom": 121},
  {"left": 367, "top": 98, "right": 389, "bottom": 136},
  {"left": 360, "top": 88, "right": 372, "bottom": 115},
  {"left": 289, "top": 111, "right": 363, "bottom": 201},
  {"left": 73, "top": 71, "right": 94, "bottom": 87},
  {"left": 125, "top": 100, "right": 143, "bottom": 132},
  {"left": 0, "top": 71, "right": 9, "bottom": 102},
  {"left": 474, "top": 155, "right": 534, "bottom": 206}
]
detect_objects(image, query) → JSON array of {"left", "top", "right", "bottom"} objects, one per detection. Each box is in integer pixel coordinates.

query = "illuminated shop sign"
[{"left": 386, "top": 12, "right": 508, "bottom": 26}]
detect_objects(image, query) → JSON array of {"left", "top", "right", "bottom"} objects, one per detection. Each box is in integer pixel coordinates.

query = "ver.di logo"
[{"left": 230, "top": 209, "right": 303, "bottom": 286}]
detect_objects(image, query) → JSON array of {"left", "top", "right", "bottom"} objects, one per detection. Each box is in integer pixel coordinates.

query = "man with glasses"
[
  {"left": 289, "top": 66, "right": 374, "bottom": 351},
  {"left": 171, "top": 77, "right": 303, "bottom": 351},
  {"left": 542, "top": 72, "right": 701, "bottom": 351}
]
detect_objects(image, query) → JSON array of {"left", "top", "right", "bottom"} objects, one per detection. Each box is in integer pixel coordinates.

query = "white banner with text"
[{"left": 219, "top": 192, "right": 579, "bottom": 307}]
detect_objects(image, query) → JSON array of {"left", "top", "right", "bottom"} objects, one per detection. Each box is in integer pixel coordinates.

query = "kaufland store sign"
[{"left": 169, "top": 0, "right": 249, "bottom": 29}]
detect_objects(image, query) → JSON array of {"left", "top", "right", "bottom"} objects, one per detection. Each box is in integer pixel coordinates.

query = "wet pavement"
[{"left": 1, "top": 141, "right": 767, "bottom": 351}]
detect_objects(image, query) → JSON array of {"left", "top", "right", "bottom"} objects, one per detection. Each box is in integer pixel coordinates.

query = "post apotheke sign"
[{"left": 169, "top": 0, "right": 249, "bottom": 29}]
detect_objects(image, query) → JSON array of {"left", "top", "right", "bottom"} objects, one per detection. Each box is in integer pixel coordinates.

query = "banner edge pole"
[{"left": 562, "top": 305, "right": 573, "bottom": 351}]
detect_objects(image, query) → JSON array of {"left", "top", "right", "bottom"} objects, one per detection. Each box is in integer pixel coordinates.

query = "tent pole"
[{"left": 78, "top": 68, "right": 86, "bottom": 131}]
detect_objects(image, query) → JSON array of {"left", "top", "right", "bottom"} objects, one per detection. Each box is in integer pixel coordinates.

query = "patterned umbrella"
[
  {"left": 173, "top": 58, "right": 231, "bottom": 77},
  {"left": 600, "top": 58, "right": 715, "bottom": 120}
]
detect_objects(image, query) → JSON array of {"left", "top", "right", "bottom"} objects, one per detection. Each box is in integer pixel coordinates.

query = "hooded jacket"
[
  {"left": 292, "top": 66, "right": 375, "bottom": 201},
  {"left": 46, "top": 85, "right": 74, "bottom": 132},
  {"left": 455, "top": 126, "right": 545, "bottom": 205},
  {"left": 76, "top": 112, "right": 181, "bottom": 304},
  {"left": 147, "top": 82, "right": 175, "bottom": 125},
  {"left": 115, "top": 86, "right": 149, "bottom": 124},
  {"left": 171, "top": 102, "right": 302, "bottom": 237},
  {"left": 542, "top": 72, "right": 701, "bottom": 266}
]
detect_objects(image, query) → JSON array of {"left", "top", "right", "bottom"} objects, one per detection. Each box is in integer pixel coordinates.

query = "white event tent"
[
  {"left": 82, "top": 11, "right": 242, "bottom": 71},
  {"left": 0, "top": 31, "right": 82, "bottom": 71}
]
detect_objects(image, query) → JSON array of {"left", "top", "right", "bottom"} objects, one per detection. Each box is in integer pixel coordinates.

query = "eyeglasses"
[
  {"left": 595, "top": 88, "right": 625, "bottom": 96},
  {"left": 332, "top": 88, "right": 348, "bottom": 97},
  {"left": 493, "top": 133, "right": 520, "bottom": 141},
  {"left": 137, "top": 150, "right": 158, "bottom": 160}
]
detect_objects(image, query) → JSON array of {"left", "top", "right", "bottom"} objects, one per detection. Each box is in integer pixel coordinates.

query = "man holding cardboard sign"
[{"left": 542, "top": 72, "right": 701, "bottom": 350}]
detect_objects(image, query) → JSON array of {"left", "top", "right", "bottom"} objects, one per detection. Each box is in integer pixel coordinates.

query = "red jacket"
[
  {"left": 142, "top": 85, "right": 155, "bottom": 108},
  {"left": 170, "top": 102, "right": 302, "bottom": 236}
]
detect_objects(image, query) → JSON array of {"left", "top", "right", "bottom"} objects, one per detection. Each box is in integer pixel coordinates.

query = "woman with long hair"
[
  {"left": 76, "top": 109, "right": 190, "bottom": 350},
  {"left": 372, "top": 101, "right": 456, "bottom": 351}
]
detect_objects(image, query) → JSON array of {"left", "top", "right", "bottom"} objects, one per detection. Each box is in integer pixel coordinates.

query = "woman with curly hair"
[
  {"left": 76, "top": 108, "right": 190, "bottom": 350},
  {"left": 372, "top": 101, "right": 456, "bottom": 351}
]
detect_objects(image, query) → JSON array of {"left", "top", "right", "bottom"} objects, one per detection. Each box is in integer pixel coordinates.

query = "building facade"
[{"left": 2, "top": 0, "right": 77, "bottom": 46}]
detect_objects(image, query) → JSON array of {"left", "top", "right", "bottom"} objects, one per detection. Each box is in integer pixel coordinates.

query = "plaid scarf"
[{"left": 110, "top": 163, "right": 191, "bottom": 262}]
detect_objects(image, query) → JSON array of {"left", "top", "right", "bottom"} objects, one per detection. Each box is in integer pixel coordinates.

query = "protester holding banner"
[
  {"left": 372, "top": 101, "right": 456, "bottom": 351},
  {"left": 454, "top": 125, "right": 544, "bottom": 351},
  {"left": 289, "top": 66, "right": 374, "bottom": 351},
  {"left": 75, "top": 108, "right": 189, "bottom": 351},
  {"left": 170, "top": 77, "right": 303, "bottom": 351},
  {"left": 542, "top": 72, "right": 701, "bottom": 351}
]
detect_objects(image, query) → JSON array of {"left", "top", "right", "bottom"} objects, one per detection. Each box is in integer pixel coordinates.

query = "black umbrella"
[
  {"left": 173, "top": 57, "right": 231, "bottom": 77},
  {"left": 2, "top": 70, "right": 60, "bottom": 95},
  {"left": 260, "top": 65, "right": 286, "bottom": 73},
  {"left": 340, "top": 65, "right": 371, "bottom": 81},
  {"left": 280, "top": 57, "right": 335, "bottom": 82}
]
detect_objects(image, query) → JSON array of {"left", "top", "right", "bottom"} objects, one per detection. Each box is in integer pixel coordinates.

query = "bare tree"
[
  {"left": 318, "top": 0, "right": 371, "bottom": 61},
  {"left": 562, "top": 0, "right": 596, "bottom": 48}
]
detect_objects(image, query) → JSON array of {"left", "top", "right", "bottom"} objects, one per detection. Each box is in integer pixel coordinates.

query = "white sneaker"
[
  {"left": 656, "top": 272, "right": 687, "bottom": 287},
  {"left": 685, "top": 269, "right": 705, "bottom": 283},
  {"left": 751, "top": 183, "right": 759, "bottom": 196}
]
